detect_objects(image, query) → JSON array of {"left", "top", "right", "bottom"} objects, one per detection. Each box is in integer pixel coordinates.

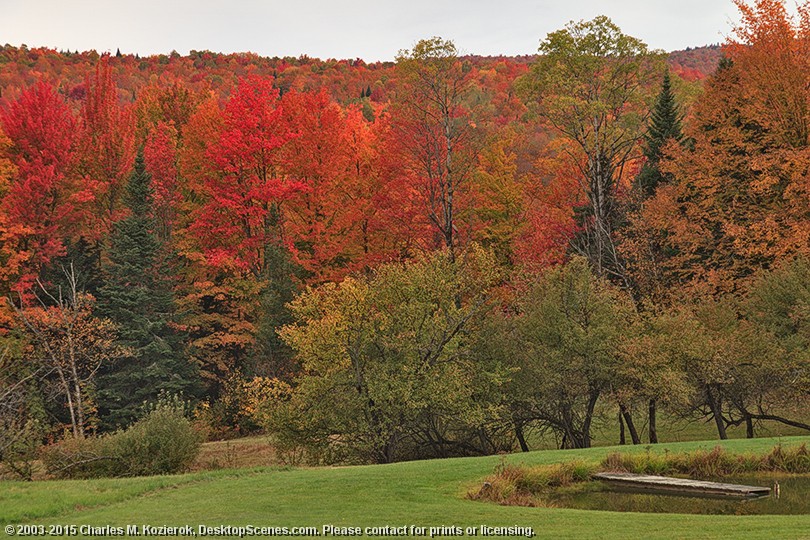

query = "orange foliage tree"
[
  {"left": 280, "top": 90, "right": 367, "bottom": 284},
  {"left": 626, "top": 0, "right": 810, "bottom": 298}
]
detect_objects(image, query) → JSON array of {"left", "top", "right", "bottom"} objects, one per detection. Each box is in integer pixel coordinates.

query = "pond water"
[{"left": 543, "top": 475, "right": 810, "bottom": 515}]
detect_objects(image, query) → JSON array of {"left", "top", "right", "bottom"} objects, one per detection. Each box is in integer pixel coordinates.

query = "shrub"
[
  {"left": 110, "top": 404, "right": 203, "bottom": 476},
  {"left": 0, "top": 419, "right": 44, "bottom": 481},
  {"left": 196, "top": 375, "right": 292, "bottom": 441},
  {"left": 42, "top": 401, "right": 202, "bottom": 479},
  {"left": 41, "top": 433, "right": 119, "bottom": 479}
]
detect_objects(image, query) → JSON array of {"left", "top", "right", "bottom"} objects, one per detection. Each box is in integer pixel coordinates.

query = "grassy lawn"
[
  {"left": 525, "top": 409, "right": 810, "bottom": 450},
  {"left": 2, "top": 436, "right": 810, "bottom": 539},
  {"left": 184, "top": 412, "right": 810, "bottom": 474}
]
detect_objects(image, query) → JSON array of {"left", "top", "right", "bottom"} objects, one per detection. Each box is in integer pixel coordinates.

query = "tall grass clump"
[
  {"left": 600, "top": 444, "right": 810, "bottom": 479},
  {"left": 469, "top": 459, "right": 598, "bottom": 506},
  {"left": 763, "top": 443, "right": 810, "bottom": 473},
  {"left": 601, "top": 443, "right": 810, "bottom": 479},
  {"left": 601, "top": 448, "right": 673, "bottom": 476}
]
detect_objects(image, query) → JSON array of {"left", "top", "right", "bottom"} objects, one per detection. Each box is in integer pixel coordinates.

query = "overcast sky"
[{"left": 1, "top": 0, "right": 740, "bottom": 61}]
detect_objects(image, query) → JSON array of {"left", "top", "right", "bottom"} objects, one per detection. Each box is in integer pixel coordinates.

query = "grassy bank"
[
  {"left": 2, "top": 436, "right": 810, "bottom": 539},
  {"left": 470, "top": 443, "right": 810, "bottom": 507}
]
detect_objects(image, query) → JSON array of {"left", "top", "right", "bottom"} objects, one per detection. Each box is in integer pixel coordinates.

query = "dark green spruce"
[
  {"left": 626, "top": 72, "right": 685, "bottom": 443},
  {"left": 96, "top": 150, "right": 199, "bottom": 430},
  {"left": 248, "top": 243, "right": 299, "bottom": 379},
  {"left": 636, "top": 72, "right": 683, "bottom": 197}
]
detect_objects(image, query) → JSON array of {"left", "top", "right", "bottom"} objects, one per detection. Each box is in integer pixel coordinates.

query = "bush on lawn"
[{"left": 42, "top": 400, "right": 202, "bottom": 478}]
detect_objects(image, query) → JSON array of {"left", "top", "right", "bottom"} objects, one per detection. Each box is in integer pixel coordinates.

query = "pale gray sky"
[{"left": 0, "top": 0, "right": 739, "bottom": 61}]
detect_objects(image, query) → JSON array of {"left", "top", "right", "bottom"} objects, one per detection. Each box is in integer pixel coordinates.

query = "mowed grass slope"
[{"left": 2, "top": 437, "right": 810, "bottom": 539}]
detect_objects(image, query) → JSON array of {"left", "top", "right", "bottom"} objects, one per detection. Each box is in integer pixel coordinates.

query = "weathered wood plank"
[{"left": 593, "top": 472, "right": 771, "bottom": 498}]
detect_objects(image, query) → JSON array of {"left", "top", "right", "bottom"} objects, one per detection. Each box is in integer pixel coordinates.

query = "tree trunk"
[
  {"left": 515, "top": 423, "right": 529, "bottom": 453},
  {"left": 745, "top": 414, "right": 754, "bottom": 439},
  {"left": 706, "top": 386, "right": 728, "bottom": 440},
  {"left": 581, "top": 391, "right": 600, "bottom": 449},
  {"left": 561, "top": 407, "right": 576, "bottom": 449},
  {"left": 649, "top": 399, "right": 658, "bottom": 444},
  {"left": 619, "top": 409, "right": 626, "bottom": 445},
  {"left": 72, "top": 378, "right": 85, "bottom": 438},
  {"left": 713, "top": 413, "right": 728, "bottom": 440},
  {"left": 444, "top": 116, "right": 455, "bottom": 264},
  {"left": 67, "top": 337, "right": 85, "bottom": 438},
  {"left": 57, "top": 367, "right": 79, "bottom": 439},
  {"left": 620, "top": 404, "right": 641, "bottom": 445}
]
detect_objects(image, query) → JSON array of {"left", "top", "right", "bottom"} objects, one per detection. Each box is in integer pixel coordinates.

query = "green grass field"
[
  {"left": 524, "top": 409, "right": 810, "bottom": 450},
  {"left": 2, "top": 436, "right": 810, "bottom": 539}
]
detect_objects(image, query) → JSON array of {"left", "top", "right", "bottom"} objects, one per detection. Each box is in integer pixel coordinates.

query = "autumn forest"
[{"left": 1, "top": 0, "right": 809, "bottom": 476}]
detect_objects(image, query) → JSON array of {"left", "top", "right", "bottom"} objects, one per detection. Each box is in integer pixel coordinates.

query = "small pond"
[{"left": 543, "top": 475, "right": 810, "bottom": 515}]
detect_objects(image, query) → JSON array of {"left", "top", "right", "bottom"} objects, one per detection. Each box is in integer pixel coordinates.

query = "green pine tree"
[
  {"left": 636, "top": 72, "right": 683, "bottom": 197},
  {"left": 248, "top": 243, "right": 299, "bottom": 379},
  {"left": 96, "top": 150, "right": 200, "bottom": 430}
]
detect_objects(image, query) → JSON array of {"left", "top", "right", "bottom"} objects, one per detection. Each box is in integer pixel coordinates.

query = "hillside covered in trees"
[{"left": 0, "top": 0, "right": 808, "bottom": 474}]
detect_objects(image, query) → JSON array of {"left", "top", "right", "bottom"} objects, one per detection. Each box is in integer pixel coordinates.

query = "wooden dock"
[{"left": 593, "top": 472, "right": 771, "bottom": 499}]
